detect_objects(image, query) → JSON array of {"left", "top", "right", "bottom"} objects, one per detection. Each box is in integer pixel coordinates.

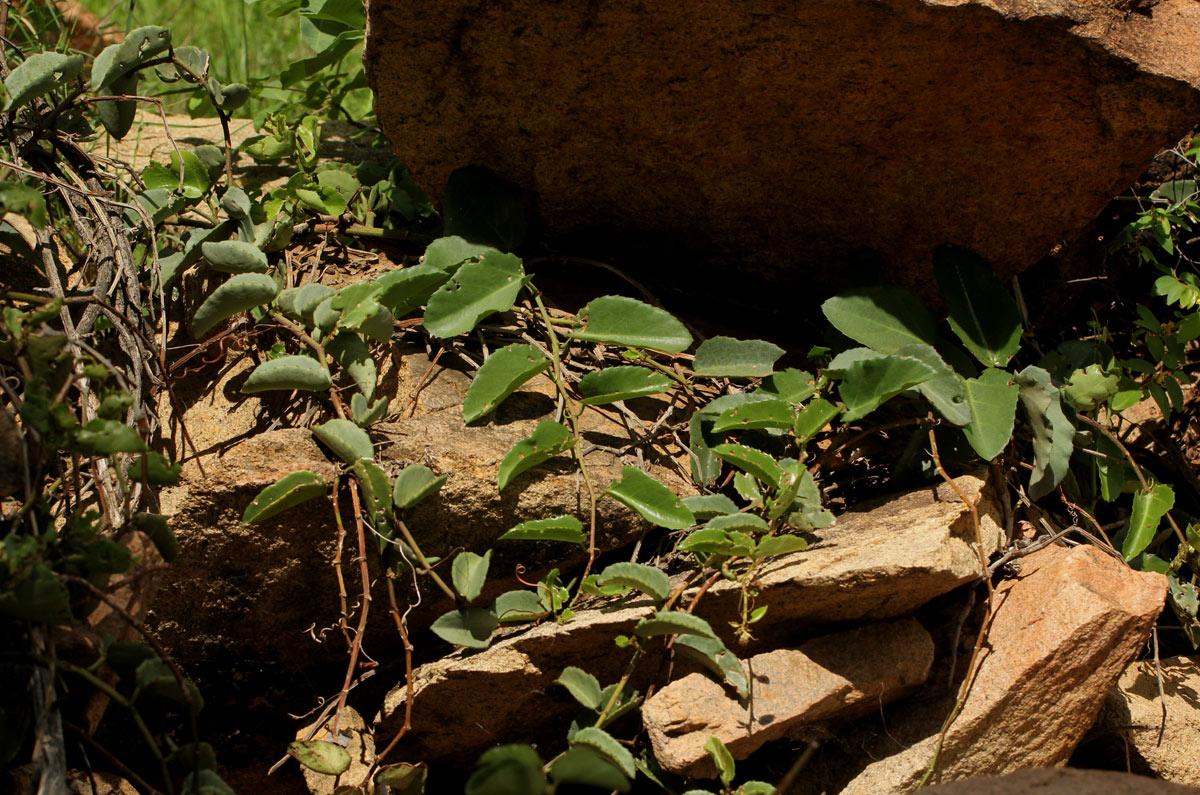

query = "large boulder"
[{"left": 364, "top": 0, "right": 1200, "bottom": 295}]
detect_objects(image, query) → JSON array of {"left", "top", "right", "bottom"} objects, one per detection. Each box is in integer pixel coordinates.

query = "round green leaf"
[
  {"left": 681, "top": 494, "right": 738, "bottom": 520},
  {"left": 962, "top": 368, "right": 1019, "bottom": 461},
  {"left": 712, "top": 398, "right": 795, "bottom": 433},
  {"left": 709, "top": 443, "right": 782, "bottom": 488},
  {"left": 326, "top": 332, "right": 376, "bottom": 402},
  {"left": 493, "top": 589, "right": 544, "bottom": 623},
  {"left": 570, "top": 727, "right": 636, "bottom": 780},
  {"left": 431, "top": 607, "right": 498, "bottom": 649},
  {"left": 571, "top": 295, "right": 692, "bottom": 353},
  {"left": 821, "top": 286, "right": 937, "bottom": 355},
  {"left": 549, "top": 748, "right": 630, "bottom": 793},
  {"left": 421, "top": 236, "right": 498, "bottom": 272},
  {"left": 595, "top": 562, "right": 670, "bottom": 602},
  {"left": 933, "top": 244, "right": 1022, "bottom": 368},
  {"left": 554, "top": 666, "right": 603, "bottom": 710},
  {"left": 4, "top": 52, "right": 85, "bottom": 111},
  {"left": 451, "top": 550, "right": 492, "bottom": 602},
  {"left": 634, "top": 610, "right": 718, "bottom": 640},
  {"left": 202, "top": 240, "right": 268, "bottom": 274}
]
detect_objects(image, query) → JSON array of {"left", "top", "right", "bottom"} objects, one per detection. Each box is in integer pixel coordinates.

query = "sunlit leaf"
[
  {"left": 4, "top": 52, "right": 85, "bottom": 111},
  {"left": 681, "top": 494, "right": 738, "bottom": 520},
  {"left": 753, "top": 534, "right": 809, "bottom": 559},
  {"left": 705, "top": 737, "right": 736, "bottom": 788},
  {"left": 821, "top": 286, "right": 937, "bottom": 354},
  {"left": 710, "top": 443, "right": 782, "bottom": 488},
  {"left": 634, "top": 611, "right": 718, "bottom": 640},
  {"left": 1122, "top": 483, "right": 1175, "bottom": 561},
  {"left": 242, "top": 470, "right": 326, "bottom": 525},
  {"left": 554, "top": 666, "right": 603, "bottom": 710},
  {"left": 577, "top": 366, "right": 674, "bottom": 405},
  {"left": 837, "top": 353, "right": 936, "bottom": 421},
  {"left": 241, "top": 355, "right": 331, "bottom": 394},
  {"left": 712, "top": 398, "right": 795, "bottom": 433},
  {"left": 431, "top": 608, "right": 498, "bottom": 649},
  {"left": 392, "top": 464, "right": 446, "bottom": 509},
  {"left": 191, "top": 273, "right": 279, "bottom": 337},
  {"left": 549, "top": 748, "right": 630, "bottom": 793},
  {"left": 499, "top": 515, "right": 586, "bottom": 545},
  {"left": 287, "top": 741, "right": 350, "bottom": 775},
  {"left": 571, "top": 296, "right": 692, "bottom": 353},
  {"left": 423, "top": 250, "right": 525, "bottom": 338},
  {"left": 1014, "top": 366, "right": 1075, "bottom": 500},
  {"left": 462, "top": 343, "right": 550, "bottom": 424},
  {"left": 497, "top": 421, "right": 573, "bottom": 490},
  {"left": 493, "top": 589, "right": 544, "bottom": 623},
  {"left": 793, "top": 398, "right": 840, "bottom": 443},
  {"left": 570, "top": 727, "right": 636, "bottom": 779},
  {"left": 897, "top": 343, "right": 970, "bottom": 426},
  {"left": 605, "top": 467, "right": 695, "bottom": 530},
  {"left": 595, "top": 561, "right": 670, "bottom": 602},
  {"left": 962, "top": 368, "right": 1019, "bottom": 461},
  {"left": 312, "top": 418, "right": 374, "bottom": 464}
]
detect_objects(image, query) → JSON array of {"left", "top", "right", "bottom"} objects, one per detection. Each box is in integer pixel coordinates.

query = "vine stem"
[
  {"left": 530, "top": 290, "right": 600, "bottom": 599},
  {"left": 331, "top": 478, "right": 371, "bottom": 740},
  {"left": 394, "top": 518, "right": 457, "bottom": 602},
  {"left": 916, "top": 425, "right": 996, "bottom": 788}
]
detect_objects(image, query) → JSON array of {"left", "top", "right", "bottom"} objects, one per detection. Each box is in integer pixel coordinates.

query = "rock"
[
  {"left": 1092, "top": 655, "right": 1200, "bottom": 786},
  {"left": 842, "top": 543, "right": 1168, "bottom": 794},
  {"left": 66, "top": 770, "right": 139, "bottom": 794},
  {"left": 643, "top": 618, "right": 934, "bottom": 779},
  {"left": 373, "top": 599, "right": 660, "bottom": 772},
  {"left": 696, "top": 474, "right": 1003, "bottom": 651},
  {"left": 296, "top": 706, "right": 376, "bottom": 795},
  {"left": 364, "top": 0, "right": 1200, "bottom": 297},
  {"left": 148, "top": 346, "right": 688, "bottom": 663},
  {"left": 921, "top": 767, "right": 1199, "bottom": 794}
]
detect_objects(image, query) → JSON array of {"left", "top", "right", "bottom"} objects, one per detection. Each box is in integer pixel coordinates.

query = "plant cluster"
[{"left": 0, "top": 2, "right": 1197, "bottom": 793}]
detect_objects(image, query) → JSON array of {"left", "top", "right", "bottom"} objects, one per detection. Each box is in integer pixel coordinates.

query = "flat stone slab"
[
  {"left": 643, "top": 618, "right": 934, "bottom": 779},
  {"left": 696, "top": 473, "right": 1003, "bottom": 650}
]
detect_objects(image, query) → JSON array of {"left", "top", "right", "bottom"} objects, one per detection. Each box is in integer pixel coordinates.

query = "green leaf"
[
  {"left": 1122, "top": 483, "right": 1175, "bottom": 561},
  {"left": 0, "top": 183, "right": 49, "bottom": 227},
  {"left": 4, "top": 52, "right": 84, "bottom": 111},
  {"left": 312, "top": 418, "right": 374, "bottom": 464},
  {"left": 570, "top": 728, "right": 636, "bottom": 780},
  {"left": 705, "top": 737, "right": 736, "bottom": 788},
  {"left": 278, "top": 283, "right": 335, "bottom": 324},
  {"left": 466, "top": 745, "right": 546, "bottom": 795},
  {"left": 757, "top": 368, "right": 818, "bottom": 404},
  {"left": 374, "top": 763, "right": 427, "bottom": 795},
  {"left": 131, "top": 513, "right": 179, "bottom": 562},
  {"left": 143, "top": 150, "right": 212, "bottom": 200},
  {"left": 679, "top": 528, "right": 757, "bottom": 557},
  {"left": 712, "top": 398, "right": 795, "bottom": 433},
  {"left": 462, "top": 343, "right": 550, "bottom": 424},
  {"left": 571, "top": 296, "right": 692, "bottom": 353},
  {"left": 326, "top": 332, "right": 376, "bottom": 402},
  {"left": 962, "top": 368, "right": 1019, "bottom": 461},
  {"left": 681, "top": 494, "right": 739, "bottom": 520},
  {"left": 125, "top": 452, "right": 181, "bottom": 486},
  {"left": 423, "top": 250, "right": 526, "bottom": 338},
  {"left": 452, "top": 550, "right": 491, "bottom": 601},
  {"left": 442, "top": 166, "right": 528, "bottom": 252},
  {"left": 554, "top": 666, "right": 603, "bottom": 710},
  {"left": 689, "top": 413, "right": 722, "bottom": 487},
  {"left": 0, "top": 563, "right": 72, "bottom": 623},
  {"left": 710, "top": 444, "right": 782, "bottom": 488},
  {"left": 431, "top": 608, "right": 498, "bottom": 649},
  {"left": 350, "top": 393, "right": 388, "bottom": 428},
  {"left": 493, "top": 589, "right": 544, "bottom": 623},
  {"left": 897, "top": 343, "right": 970, "bottom": 426},
  {"left": 693, "top": 336, "right": 784, "bottom": 378},
  {"left": 97, "top": 72, "right": 138, "bottom": 140},
  {"left": 201, "top": 240, "right": 268, "bottom": 274},
  {"left": 594, "top": 561, "right": 670, "bottom": 602},
  {"left": 549, "top": 748, "right": 630, "bottom": 793},
  {"left": 793, "top": 398, "right": 840, "bottom": 443},
  {"left": 933, "top": 245, "right": 1022, "bottom": 367},
  {"left": 1094, "top": 433, "right": 1127, "bottom": 503},
  {"left": 497, "top": 421, "right": 573, "bottom": 490},
  {"left": 71, "top": 419, "right": 148, "bottom": 454},
  {"left": 821, "top": 286, "right": 937, "bottom": 354},
  {"left": 837, "top": 353, "right": 936, "bottom": 421},
  {"left": 674, "top": 635, "right": 748, "bottom": 699},
  {"left": 605, "top": 467, "right": 695, "bottom": 530},
  {"left": 392, "top": 464, "right": 446, "bottom": 509},
  {"left": 375, "top": 264, "right": 451, "bottom": 318},
  {"left": 351, "top": 459, "right": 392, "bottom": 528},
  {"left": 1015, "top": 366, "right": 1075, "bottom": 500},
  {"left": 577, "top": 366, "right": 674, "bottom": 405},
  {"left": 242, "top": 470, "right": 326, "bottom": 525},
  {"left": 499, "top": 515, "right": 586, "bottom": 545},
  {"left": 92, "top": 26, "right": 170, "bottom": 89},
  {"left": 1062, "top": 364, "right": 1120, "bottom": 412},
  {"left": 634, "top": 611, "right": 718, "bottom": 640},
  {"left": 287, "top": 741, "right": 351, "bottom": 776},
  {"left": 422, "top": 236, "right": 498, "bottom": 271},
  {"left": 753, "top": 534, "right": 809, "bottom": 559},
  {"left": 705, "top": 512, "right": 769, "bottom": 534},
  {"left": 191, "top": 273, "right": 279, "bottom": 337},
  {"left": 241, "top": 355, "right": 331, "bottom": 394}
]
